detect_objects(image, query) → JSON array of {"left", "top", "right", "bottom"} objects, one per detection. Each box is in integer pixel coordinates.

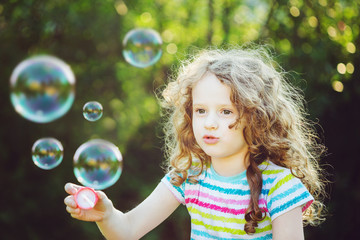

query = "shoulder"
[
  {"left": 259, "top": 160, "right": 289, "bottom": 173},
  {"left": 162, "top": 158, "right": 207, "bottom": 188},
  {"left": 259, "top": 160, "right": 300, "bottom": 193},
  {"left": 259, "top": 161, "right": 314, "bottom": 220},
  {"left": 259, "top": 160, "right": 292, "bottom": 183}
]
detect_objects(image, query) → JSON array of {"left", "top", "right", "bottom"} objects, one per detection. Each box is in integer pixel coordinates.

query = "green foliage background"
[{"left": 1, "top": 0, "right": 359, "bottom": 239}]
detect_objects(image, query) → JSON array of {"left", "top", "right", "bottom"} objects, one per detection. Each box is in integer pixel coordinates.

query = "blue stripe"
[
  {"left": 271, "top": 191, "right": 312, "bottom": 217},
  {"left": 262, "top": 177, "right": 277, "bottom": 185},
  {"left": 166, "top": 170, "right": 275, "bottom": 196},
  {"left": 206, "top": 176, "right": 277, "bottom": 186},
  {"left": 267, "top": 182, "right": 304, "bottom": 209},
  {"left": 237, "top": 177, "right": 276, "bottom": 186},
  {"left": 192, "top": 229, "right": 220, "bottom": 239},
  {"left": 251, "top": 233, "right": 273, "bottom": 240},
  {"left": 198, "top": 180, "right": 270, "bottom": 196},
  {"left": 192, "top": 229, "right": 273, "bottom": 240}
]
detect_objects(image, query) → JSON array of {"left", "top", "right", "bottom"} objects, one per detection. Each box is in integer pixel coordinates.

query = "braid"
[{"left": 244, "top": 155, "right": 265, "bottom": 234}]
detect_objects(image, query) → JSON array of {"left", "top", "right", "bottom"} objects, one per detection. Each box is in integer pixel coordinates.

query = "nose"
[{"left": 204, "top": 113, "right": 218, "bottom": 129}]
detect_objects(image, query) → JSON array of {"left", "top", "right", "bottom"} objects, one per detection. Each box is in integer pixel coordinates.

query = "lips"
[{"left": 203, "top": 135, "right": 219, "bottom": 144}]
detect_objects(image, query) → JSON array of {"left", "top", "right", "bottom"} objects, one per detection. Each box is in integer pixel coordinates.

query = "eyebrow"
[{"left": 192, "top": 103, "right": 235, "bottom": 108}]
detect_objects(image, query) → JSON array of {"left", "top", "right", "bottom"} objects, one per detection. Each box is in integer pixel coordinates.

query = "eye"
[
  {"left": 195, "top": 108, "right": 206, "bottom": 114},
  {"left": 222, "top": 109, "right": 233, "bottom": 115}
]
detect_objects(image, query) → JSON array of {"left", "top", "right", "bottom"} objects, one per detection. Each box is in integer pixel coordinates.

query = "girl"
[{"left": 64, "top": 46, "right": 326, "bottom": 240}]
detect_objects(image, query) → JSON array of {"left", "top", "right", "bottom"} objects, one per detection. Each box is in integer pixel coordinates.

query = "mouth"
[{"left": 203, "top": 135, "right": 219, "bottom": 144}]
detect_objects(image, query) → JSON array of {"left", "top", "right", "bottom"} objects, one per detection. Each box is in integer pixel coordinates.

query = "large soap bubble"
[
  {"left": 10, "top": 55, "right": 75, "bottom": 123},
  {"left": 122, "top": 28, "right": 163, "bottom": 68},
  {"left": 32, "top": 137, "right": 64, "bottom": 170},
  {"left": 73, "top": 139, "right": 123, "bottom": 190}
]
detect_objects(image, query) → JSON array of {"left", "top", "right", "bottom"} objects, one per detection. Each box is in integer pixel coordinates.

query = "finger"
[
  {"left": 64, "top": 183, "right": 81, "bottom": 195},
  {"left": 70, "top": 212, "right": 82, "bottom": 220},
  {"left": 64, "top": 195, "right": 77, "bottom": 208},
  {"left": 70, "top": 214, "right": 80, "bottom": 219},
  {"left": 66, "top": 205, "right": 80, "bottom": 215},
  {"left": 95, "top": 191, "right": 113, "bottom": 208},
  {"left": 95, "top": 190, "right": 107, "bottom": 200}
]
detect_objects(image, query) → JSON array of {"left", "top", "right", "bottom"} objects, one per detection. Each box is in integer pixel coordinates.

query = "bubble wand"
[{"left": 74, "top": 187, "right": 98, "bottom": 209}]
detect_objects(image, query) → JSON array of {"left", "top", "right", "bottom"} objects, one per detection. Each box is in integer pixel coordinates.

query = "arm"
[
  {"left": 64, "top": 182, "right": 180, "bottom": 240},
  {"left": 97, "top": 182, "right": 180, "bottom": 239},
  {"left": 272, "top": 206, "right": 304, "bottom": 240}
]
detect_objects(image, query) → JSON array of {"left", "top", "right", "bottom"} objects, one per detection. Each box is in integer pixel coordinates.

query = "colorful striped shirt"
[{"left": 161, "top": 160, "right": 314, "bottom": 240}]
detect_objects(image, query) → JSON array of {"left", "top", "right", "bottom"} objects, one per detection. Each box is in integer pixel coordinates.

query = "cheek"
[
  {"left": 192, "top": 116, "right": 200, "bottom": 128},
  {"left": 192, "top": 119, "right": 202, "bottom": 140},
  {"left": 227, "top": 125, "right": 246, "bottom": 140}
]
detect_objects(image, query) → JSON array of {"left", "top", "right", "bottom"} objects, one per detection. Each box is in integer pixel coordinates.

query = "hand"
[{"left": 64, "top": 183, "right": 114, "bottom": 222}]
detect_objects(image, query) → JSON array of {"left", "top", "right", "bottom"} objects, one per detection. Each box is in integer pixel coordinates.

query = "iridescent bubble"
[
  {"left": 10, "top": 55, "right": 75, "bottom": 123},
  {"left": 73, "top": 139, "right": 123, "bottom": 190},
  {"left": 122, "top": 28, "right": 163, "bottom": 68},
  {"left": 32, "top": 138, "right": 64, "bottom": 170},
  {"left": 83, "top": 101, "right": 103, "bottom": 122}
]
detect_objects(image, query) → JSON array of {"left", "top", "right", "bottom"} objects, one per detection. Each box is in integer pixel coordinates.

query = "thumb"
[
  {"left": 95, "top": 190, "right": 109, "bottom": 201},
  {"left": 95, "top": 190, "right": 113, "bottom": 209},
  {"left": 96, "top": 190, "right": 107, "bottom": 200}
]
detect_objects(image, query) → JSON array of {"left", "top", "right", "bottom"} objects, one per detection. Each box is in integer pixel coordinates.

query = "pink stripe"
[
  {"left": 302, "top": 200, "right": 313, "bottom": 212},
  {"left": 185, "top": 198, "right": 269, "bottom": 215},
  {"left": 185, "top": 190, "right": 267, "bottom": 206}
]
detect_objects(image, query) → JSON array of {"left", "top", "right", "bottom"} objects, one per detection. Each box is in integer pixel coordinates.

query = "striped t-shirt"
[{"left": 161, "top": 160, "right": 314, "bottom": 240}]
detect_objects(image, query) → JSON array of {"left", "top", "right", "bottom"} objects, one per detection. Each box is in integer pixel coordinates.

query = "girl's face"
[{"left": 192, "top": 73, "right": 249, "bottom": 163}]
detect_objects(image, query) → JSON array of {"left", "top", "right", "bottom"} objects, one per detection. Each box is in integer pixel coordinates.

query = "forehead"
[{"left": 192, "top": 73, "right": 232, "bottom": 105}]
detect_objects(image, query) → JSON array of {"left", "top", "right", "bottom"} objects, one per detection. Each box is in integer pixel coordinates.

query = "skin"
[
  {"left": 64, "top": 182, "right": 179, "bottom": 240},
  {"left": 272, "top": 206, "right": 305, "bottom": 240},
  {"left": 192, "top": 73, "right": 249, "bottom": 177},
  {"left": 64, "top": 72, "right": 305, "bottom": 240}
]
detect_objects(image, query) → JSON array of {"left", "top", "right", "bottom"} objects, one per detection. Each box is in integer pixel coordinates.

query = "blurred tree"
[{"left": 0, "top": 0, "right": 359, "bottom": 239}]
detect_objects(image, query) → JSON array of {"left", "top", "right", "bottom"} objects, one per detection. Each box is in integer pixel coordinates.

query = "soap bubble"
[
  {"left": 73, "top": 139, "right": 123, "bottom": 190},
  {"left": 122, "top": 28, "right": 162, "bottom": 68},
  {"left": 83, "top": 101, "right": 103, "bottom": 122},
  {"left": 32, "top": 138, "right": 64, "bottom": 170},
  {"left": 10, "top": 55, "right": 75, "bottom": 123}
]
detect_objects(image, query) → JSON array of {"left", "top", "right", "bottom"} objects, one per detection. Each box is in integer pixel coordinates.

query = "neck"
[{"left": 211, "top": 153, "right": 249, "bottom": 177}]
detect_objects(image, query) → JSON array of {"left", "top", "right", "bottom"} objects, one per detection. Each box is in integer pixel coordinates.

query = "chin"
[{"left": 203, "top": 151, "right": 224, "bottom": 159}]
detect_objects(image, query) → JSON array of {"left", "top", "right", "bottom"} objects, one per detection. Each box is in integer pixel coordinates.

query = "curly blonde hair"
[{"left": 160, "top": 45, "right": 327, "bottom": 234}]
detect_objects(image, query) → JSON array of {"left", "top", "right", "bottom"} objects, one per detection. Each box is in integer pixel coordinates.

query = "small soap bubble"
[
  {"left": 83, "top": 101, "right": 103, "bottom": 122},
  {"left": 10, "top": 55, "right": 75, "bottom": 123},
  {"left": 32, "top": 138, "right": 64, "bottom": 170},
  {"left": 122, "top": 28, "right": 163, "bottom": 68},
  {"left": 73, "top": 139, "right": 123, "bottom": 190}
]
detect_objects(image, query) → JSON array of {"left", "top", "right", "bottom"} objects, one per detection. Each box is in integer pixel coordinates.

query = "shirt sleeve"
[
  {"left": 266, "top": 169, "right": 314, "bottom": 221},
  {"left": 161, "top": 172, "right": 186, "bottom": 205}
]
